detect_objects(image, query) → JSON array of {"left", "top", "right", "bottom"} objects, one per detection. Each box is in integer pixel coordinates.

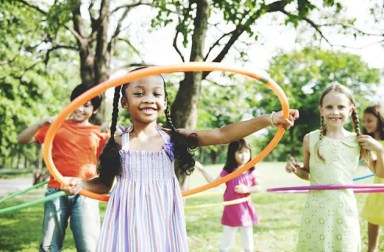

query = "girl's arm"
[
  {"left": 285, "top": 133, "right": 311, "bottom": 180},
  {"left": 179, "top": 109, "right": 299, "bottom": 146},
  {"left": 234, "top": 171, "right": 262, "bottom": 193},
  {"left": 195, "top": 161, "right": 220, "bottom": 183},
  {"left": 62, "top": 175, "right": 115, "bottom": 195},
  {"left": 17, "top": 117, "right": 54, "bottom": 144},
  {"left": 358, "top": 135, "right": 384, "bottom": 177}
]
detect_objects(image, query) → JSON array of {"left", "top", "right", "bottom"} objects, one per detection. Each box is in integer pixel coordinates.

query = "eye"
[{"left": 133, "top": 92, "right": 144, "bottom": 96}]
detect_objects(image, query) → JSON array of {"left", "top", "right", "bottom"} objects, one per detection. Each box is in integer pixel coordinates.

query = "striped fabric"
[{"left": 97, "top": 127, "right": 188, "bottom": 251}]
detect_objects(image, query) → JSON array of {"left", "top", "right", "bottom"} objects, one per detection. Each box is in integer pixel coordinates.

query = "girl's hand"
[
  {"left": 234, "top": 184, "right": 250, "bottom": 194},
  {"left": 272, "top": 109, "right": 300, "bottom": 129},
  {"left": 285, "top": 156, "right": 300, "bottom": 173},
  {"left": 358, "top": 135, "right": 384, "bottom": 152},
  {"left": 61, "top": 177, "right": 82, "bottom": 195}
]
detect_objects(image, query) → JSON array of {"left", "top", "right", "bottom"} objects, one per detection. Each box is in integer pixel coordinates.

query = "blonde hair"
[{"left": 315, "top": 84, "right": 366, "bottom": 161}]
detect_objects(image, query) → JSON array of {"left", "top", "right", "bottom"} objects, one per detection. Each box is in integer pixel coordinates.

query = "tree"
[{"left": 260, "top": 48, "right": 381, "bottom": 160}]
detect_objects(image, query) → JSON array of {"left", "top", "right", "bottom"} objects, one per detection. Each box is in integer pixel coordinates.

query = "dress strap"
[
  {"left": 120, "top": 125, "right": 133, "bottom": 151},
  {"left": 157, "top": 127, "right": 171, "bottom": 144}
]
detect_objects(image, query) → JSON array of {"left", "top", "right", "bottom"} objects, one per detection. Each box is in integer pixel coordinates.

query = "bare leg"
[{"left": 367, "top": 222, "right": 380, "bottom": 252}]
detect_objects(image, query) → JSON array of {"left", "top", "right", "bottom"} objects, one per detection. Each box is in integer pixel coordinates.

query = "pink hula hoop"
[{"left": 267, "top": 184, "right": 384, "bottom": 194}]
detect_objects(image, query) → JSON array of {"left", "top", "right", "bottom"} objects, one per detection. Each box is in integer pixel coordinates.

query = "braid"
[
  {"left": 98, "top": 86, "right": 122, "bottom": 181},
  {"left": 351, "top": 108, "right": 369, "bottom": 160},
  {"left": 351, "top": 109, "right": 361, "bottom": 136},
  {"left": 163, "top": 83, "right": 198, "bottom": 176},
  {"left": 316, "top": 115, "right": 326, "bottom": 161}
]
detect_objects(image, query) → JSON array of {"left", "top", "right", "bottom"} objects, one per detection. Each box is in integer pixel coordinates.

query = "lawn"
[{"left": 0, "top": 162, "right": 381, "bottom": 251}]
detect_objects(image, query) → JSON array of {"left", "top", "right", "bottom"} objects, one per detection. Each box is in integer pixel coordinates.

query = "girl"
[
  {"left": 64, "top": 73, "right": 299, "bottom": 251},
  {"left": 360, "top": 105, "right": 384, "bottom": 252},
  {"left": 285, "top": 84, "right": 384, "bottom": 251},
  {"left": 196, "top": 139, "right": 261, "bottom": 252}
]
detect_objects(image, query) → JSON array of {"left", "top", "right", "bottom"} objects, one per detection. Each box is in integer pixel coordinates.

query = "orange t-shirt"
[{"left": 35, "top": 119, "right": 109, "bottom": 189}]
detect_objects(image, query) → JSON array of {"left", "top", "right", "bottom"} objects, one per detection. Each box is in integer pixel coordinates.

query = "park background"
[{"left": 0, "top": 0, "right": 383, "bottom": 251}]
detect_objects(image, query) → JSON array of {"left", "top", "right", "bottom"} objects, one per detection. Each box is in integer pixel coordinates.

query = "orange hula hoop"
[{"left": 43, "top": 62, "right": 290, "bottom": 201}]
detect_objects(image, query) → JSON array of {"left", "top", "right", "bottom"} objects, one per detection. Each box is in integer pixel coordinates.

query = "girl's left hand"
[
  {"left": 273, "top": 109, "right": 300, "bottom": 129},
  {"left": 234, "top": 184, "right": 250, "bottom": 194},
  {"left": 357, "top": 135, "right": 384, "bottom": 152}
]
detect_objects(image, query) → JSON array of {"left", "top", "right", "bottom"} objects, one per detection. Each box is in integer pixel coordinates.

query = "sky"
[{"left": 109, "top": 1, "right": 384, "bottom": 101}]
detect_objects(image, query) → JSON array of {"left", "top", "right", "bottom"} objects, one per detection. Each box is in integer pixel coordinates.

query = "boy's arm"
[{"left": 18, "top": 117, "right": 54, "bottom": 144}]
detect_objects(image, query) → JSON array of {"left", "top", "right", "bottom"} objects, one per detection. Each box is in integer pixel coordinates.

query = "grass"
[{"left": 0, "top": 162, "right": 383, "bottom": 251}]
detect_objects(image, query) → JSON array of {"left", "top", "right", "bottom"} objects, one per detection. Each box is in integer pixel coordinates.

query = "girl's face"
[
  {"left": 363, "top": 112, "right": 378, "bottom": 134},
  {"left": 121, "top": 76, "right": 167, "bottom": 123},
  {"left": 234, "top": 146, "right": 251, "bottom": 167},
  {"left": 320, "top": 92, "right": 354, "bottom": 128},
  {"left": 71, "top": 101, "right": 94, "bottom": 123}
]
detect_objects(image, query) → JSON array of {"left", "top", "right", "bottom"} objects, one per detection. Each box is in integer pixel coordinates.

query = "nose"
[{"left": 142, "top": 95, "right": 155, "bottom": 104}]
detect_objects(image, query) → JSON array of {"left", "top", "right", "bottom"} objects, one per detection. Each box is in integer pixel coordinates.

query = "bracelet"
[{"left": 270, "top": 111, "right": 276, "bottom": 126}]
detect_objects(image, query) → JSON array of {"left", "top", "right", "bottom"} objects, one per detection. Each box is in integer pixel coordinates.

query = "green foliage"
[
  {"left": 261, "top": 48, "right": 381, "bottom": 159},
  {"left": 0, "top": 1, "right": 79, "bottom": 167}
]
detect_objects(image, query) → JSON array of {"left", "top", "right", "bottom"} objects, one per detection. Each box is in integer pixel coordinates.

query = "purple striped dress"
[{"left": 97, "top": 126, "right": 188, "bottom": 251}]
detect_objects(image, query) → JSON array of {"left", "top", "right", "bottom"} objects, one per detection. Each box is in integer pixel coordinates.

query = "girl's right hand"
[
  {"left": 285, "top": 156, "right": 300, "bottom": 173},
  {"left": 61, "top": 177, "right": 82, "bottom": 195}
]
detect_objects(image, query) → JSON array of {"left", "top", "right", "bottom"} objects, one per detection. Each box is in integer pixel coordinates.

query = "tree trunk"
[{"left": 172, "top": 0, "right": 210, "bottom": 188}]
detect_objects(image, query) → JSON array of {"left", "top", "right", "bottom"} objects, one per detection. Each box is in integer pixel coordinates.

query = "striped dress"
[{"left": 97, "top": 126, "right": 188, "bottom": 251}]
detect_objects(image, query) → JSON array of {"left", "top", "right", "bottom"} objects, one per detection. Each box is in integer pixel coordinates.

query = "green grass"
[{"left": 0, "top": 162, "right": 383, "bottom": 251}]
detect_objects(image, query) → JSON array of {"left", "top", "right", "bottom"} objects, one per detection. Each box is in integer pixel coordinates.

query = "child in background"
[
  {"left": 285, "top": 84, "right": 384, "bottom": 251},
  {"left": 196, "top": 139, "right": 261, "bottom": 252},
  {"left": 18, "top": 84, "right": 109, "bottom": 252},
  {"left": 360, "top": 105, "right": 384, "bottom": 252},
  {"left": 63, "top": 72, "right": 299, "bottom": 251}
]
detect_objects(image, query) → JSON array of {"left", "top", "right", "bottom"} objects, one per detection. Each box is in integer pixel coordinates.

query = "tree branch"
[{"left": 44, "top": 44, "right": 78, "bottom": 65}]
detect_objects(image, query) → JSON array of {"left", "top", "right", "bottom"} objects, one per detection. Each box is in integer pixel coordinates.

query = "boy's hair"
[
  {"left": 316, "top": 84, "right": 363, "bottom": 161},
  {"left": 363, "top": 105, "right": 384, "bottom": 140},
  {"left": 70, "top": 83, "right": 102, "bottom": 111},
  {"left": 223, "top": 139, "right": 254, "bottom": 173},
  {"left": 98, "top": 69, "right": 198, "bottom": 181}
]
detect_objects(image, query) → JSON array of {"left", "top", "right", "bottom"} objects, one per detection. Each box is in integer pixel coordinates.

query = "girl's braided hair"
[
  {"left": 315, "top": 84, "right": 365, "bottom": 161},
  {"left": 98, "top": 69, "right": 197, "bottom": 182}
]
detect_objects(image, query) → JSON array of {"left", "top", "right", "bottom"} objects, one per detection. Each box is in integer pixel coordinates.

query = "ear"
[
  {"left": 319, "top": 105, "right": 323, "bottom": 116},
  {"left": 121, "top": 96, "right": 128, "bottom": 108}
]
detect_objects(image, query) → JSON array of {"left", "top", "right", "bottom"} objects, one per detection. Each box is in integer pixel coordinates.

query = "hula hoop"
[
  {"left": 184, "top": 196, "right": 251, "bottom": 211},
  {"left": 353, "top": 173, "right": 374, "bottom": 181},
  {"left": 267, "top": 184, "right": 384, "bottom": 194},
  {"left": 0, "top": 191, "right": 65, "bottom": 215},
  {"left": 0, "top": 181, "right": 48, "bottom": 204},
  {"left": 43, "top": 62, "right": 289, "bottom": 201}
]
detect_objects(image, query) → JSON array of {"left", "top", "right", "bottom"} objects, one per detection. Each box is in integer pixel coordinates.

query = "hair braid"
[
  {"left": 98, "top": 86, "right": 122, "bottom": 181},
  {"left": 315, "top": 115, "right": 326, "bottom": 161},
  {"left": 164, "top": 88, "right": 197, "bottom": 176}
]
